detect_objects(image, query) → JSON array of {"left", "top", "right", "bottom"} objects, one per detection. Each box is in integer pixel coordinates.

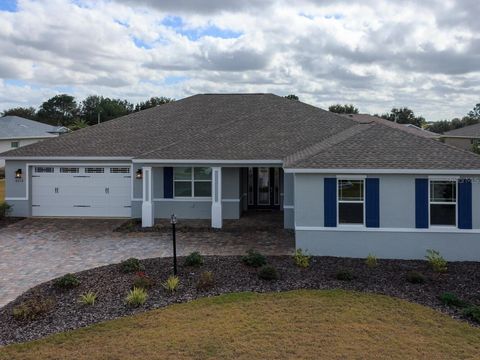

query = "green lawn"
[
  {"left": 1, "top": 290, "right": 479, "bottom": 359},
  {"left": 0, "top": 180, "right": 4, "bottom": 201}
]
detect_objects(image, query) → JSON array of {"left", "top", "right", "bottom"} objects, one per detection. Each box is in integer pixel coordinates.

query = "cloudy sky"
[{"left": 0, "top": 0, "right": 479, "bottom": 121}]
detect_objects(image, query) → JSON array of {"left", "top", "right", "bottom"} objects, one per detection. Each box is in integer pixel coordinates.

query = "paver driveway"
[{"left": 0, "top": 218, "right": 294, "bottom": 307}]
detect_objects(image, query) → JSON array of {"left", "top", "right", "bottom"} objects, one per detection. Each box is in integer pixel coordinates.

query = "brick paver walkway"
[{"left": 0, "top": 216, "right": 294, "bottom": 307}]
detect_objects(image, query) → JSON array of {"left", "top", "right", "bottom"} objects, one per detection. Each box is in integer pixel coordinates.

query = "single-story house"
[
  {"left": 0, "top": 116, "right": 68, "bottom": 168},
  {"left": 2, "top": 94, "right": 480, "bottom": 260},
  {"left": 441, "top": 123, "right": 480, "bottom": 152}
]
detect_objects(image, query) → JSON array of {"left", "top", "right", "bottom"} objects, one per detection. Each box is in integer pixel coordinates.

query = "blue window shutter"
[
  {"left": 458, "top": 179, "right": 472, "bottom": 229},
  {"left": 324, "top": 178, "right": 337, "bottom": 227},
  {"left": 415, "top": 178, "right": 429, "bottom": 228},
  {"left": 366, "top": 178, "right": 380, "bottom": 228},
  {"left": 164, "top": 167, "right": 173, "bottom": 199}
]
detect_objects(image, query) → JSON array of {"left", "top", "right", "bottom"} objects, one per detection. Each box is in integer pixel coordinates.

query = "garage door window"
[
  {"left": 34, "top": 167, "right": 54, "bottom": 173},
  {"left": 60, "top": 167, "right": 79, "bottom": 173},
  {"left": 85, "top": 167, "right": 104, "bottom": 173},
  {"left": 110, "top": 167, "right": 130, "bottom": 174},
  {"left": 174, "top": 167, "right": 212, "bottom": 198}
]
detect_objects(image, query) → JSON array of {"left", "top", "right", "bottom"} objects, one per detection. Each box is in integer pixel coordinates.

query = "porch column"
[
  {"left": 211, "top": 167, "right": 222, "bottom": 228},
  {"left": 141, "top": 166, "right": 154, "bottom": 227}
]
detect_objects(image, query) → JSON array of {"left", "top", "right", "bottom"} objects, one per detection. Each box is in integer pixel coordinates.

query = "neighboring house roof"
[
  {"left": 443, "top": 122, "right": 480, "bottom": 138},
  {"left": 2, "top": 94, "right": 480, "bottom": 170},
  {"left": 0, "top": 116, "right": 65, "bottom": 140},
  {"left": 340, "top": 114, "right": 439, "bottom": 139}
]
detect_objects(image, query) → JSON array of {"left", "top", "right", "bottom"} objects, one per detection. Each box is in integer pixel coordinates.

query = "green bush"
[
  {"left": 79, "top": 292, "right": 97, "bottom": 306},
  {"left": 425, "top": 249, "right": 448, "bottom": 273},
  {"left": 196, "top": 271, "right": 215, "bottom": 291},
  {"left": 439, "top": 292, "right": 467, "bottom": 308},
  {"left": 293, "top": 248, "right": 311, "bottom": 268},
  {"left": 126, "top": 287, "right": 147, "bottom": 307},
  {"left": 463, "top": 306, "right": 480, "bottom": 323},
  {"left": 0, "top": 202, "right": 12, "bottom": 218},
  {"left": 336, "top": 269, "right": 354, "bottom": 281},
  {"left": 406, "top": 271, "right": 425, "bottom": 284},
  {"left": 365, "top": 253, "right": 378, "bottom": 268},
  {"left": 121, "top": 258, "right": 145, "bottom": 273},
  {"left": 54, "top": 273, "right": 80, "bottom": 289},
  {"left": 133, "top": 272, "right": 154, "bottom": 289},
  {"left": 242, "top": 249, "right": 267, "bottom": 268},
  {"left": 162, "top": 275, "right": 180, "bottom": 293},
  {"left": 184, "top": 251, "right": 204, "bottom": 267},
  {"left": 258, "top": 265, "right": 279, "bottom": 281},
  {"left": 12, "top": 297, "right": 54, "bottom": 321}
]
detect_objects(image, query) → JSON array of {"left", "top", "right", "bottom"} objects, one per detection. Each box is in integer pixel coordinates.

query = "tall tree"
[
  {"left": 381, "top": 107, "right": 426, "bottom": 128},
  {"left": 285, "top": 94, "right": 299, "bottom": 101},
  {"left": 1, "top": 106, "right": 37, "bottom": 120},
  {"left": 80, "top": 95, "right": 134, "bottom": 125},
  {"left": 135, "top": 96, "right": 174, "bottom": 111},
  {"left": 467, "top": 103, "right": 480, "bottom": 121},
  {"left": 37, "top": 94, "right": 79, "bottom": 126},
  {"left": 328, "top": 104, "right": 359, "bottom": 114}
]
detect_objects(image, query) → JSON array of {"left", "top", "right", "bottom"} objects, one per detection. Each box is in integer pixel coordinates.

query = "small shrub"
[
  {"left": 184, "top": 251, "right": 204, "bottom": 267},
  {"left": 162, "top": 275, "right": 180, "bottom": 293},
  {"left": 406, "top": 271, "right": 425, "bottom": 284},
  {"left": 79, "top": 292, "right": 97, "bottom": 306},
  {"left": 242, "top": 249, "right": 267, "bottom": 268},
  {"left": 439, "top": 292, "right": 467, "bottom": 308},
  {"left": 12, "top": 297, "right": 54, "bottom": 321},
  {"left": 121, "top": 258, "right": 145, "bottom": 273},
  {"left": 54, "top": 273, "right": 80, "bottom": 289},
  {"left": 293, "top": 248, "right": 311, "bottom": 268},
  {"left": 0, "top": 202, "right": 12, "bottom": 218},
  {"left": 258, "top": 265, "right": 279, "bottom": 281},
  {"left": 196, "top": 271, "right": 215, "bottom": 291},
  {"left": 126, "top": 287, "right": 147, "bottom": 307},
  {"left": 463, "top": 306, "right": 480, "bottom": 323},
  {"left": 336, "top": 269, "right": 354, "bottom": 281},
  {"left": 133, "top": 272, "right": 154, "bottom": 289},
  {"left": 425, "top": 249, "right": 448, "bottom": 273},
  {"left": 365, "top": 253, "right": 378, "bottom": 268}
]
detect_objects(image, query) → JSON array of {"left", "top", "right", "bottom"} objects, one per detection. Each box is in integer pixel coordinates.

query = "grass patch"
[{"left": 1, "top": 290, "right": 480, "bottom": 359}]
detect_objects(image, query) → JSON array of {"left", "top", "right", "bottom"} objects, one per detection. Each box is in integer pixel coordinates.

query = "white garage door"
[{"left": 31, "top": 166, "right": 131, "bottom": 217}]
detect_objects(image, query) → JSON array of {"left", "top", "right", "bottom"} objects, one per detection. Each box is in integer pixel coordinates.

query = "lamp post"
[{"left": 170, "top": 214, "right": 177, "bottom": 276}]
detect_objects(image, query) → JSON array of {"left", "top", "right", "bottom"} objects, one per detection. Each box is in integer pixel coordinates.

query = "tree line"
[{"left": 0, "top": 94, "right": 174, "bottom": 130}]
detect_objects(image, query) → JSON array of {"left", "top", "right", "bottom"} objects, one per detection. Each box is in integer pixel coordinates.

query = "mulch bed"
[
  {"left": 1, "top": 255, "right": 479, "bottom": 346},
  {"left": 0, "top": 217, "right": 24, "bottom": 229}
]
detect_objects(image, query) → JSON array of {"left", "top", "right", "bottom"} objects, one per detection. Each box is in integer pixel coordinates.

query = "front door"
[{"left": 247, "top": 167, "right": 280, "bottom": 209}]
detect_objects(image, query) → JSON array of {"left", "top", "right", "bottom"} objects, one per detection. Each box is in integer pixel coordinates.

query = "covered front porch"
[{"left": 132, "top": 164, "right": 294, "bottom": 230}]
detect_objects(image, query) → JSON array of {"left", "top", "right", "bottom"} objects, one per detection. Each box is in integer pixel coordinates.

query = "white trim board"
[
  {"left": 295, "top": 226, "right": 480, "bottom": 234},
  {"left": 3, "top": 156, "right": 132, "bottom": 161},
  {"left": 284, "top": 168, "right": 480, "bottom": 175},
  {"left": 132, "top": 159, "right": 283, "bottom": 164},
  {"left": 132, "top": 198, "right": 241, "bottom": 202}
]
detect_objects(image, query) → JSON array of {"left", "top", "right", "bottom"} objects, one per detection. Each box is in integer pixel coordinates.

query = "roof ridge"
[{"left": 284, "top": 123, "right": 373, "bottom": 167}]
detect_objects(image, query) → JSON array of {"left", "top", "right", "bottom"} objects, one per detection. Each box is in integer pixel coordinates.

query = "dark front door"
[{"left": 247, "top": 167, "right": 280, "bottom": 209}]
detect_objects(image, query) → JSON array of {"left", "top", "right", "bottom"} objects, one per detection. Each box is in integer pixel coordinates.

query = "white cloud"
[{"left": 0, "top": 0, "right": 479, "bottom": 120}]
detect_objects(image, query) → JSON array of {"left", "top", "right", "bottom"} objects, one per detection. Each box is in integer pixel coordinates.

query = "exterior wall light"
[
  {"left": 136, "top": 169, "right": 143, "bottom": 179},
  {"left": 15, "top": 169, "right": 22, "bottom": 179}
]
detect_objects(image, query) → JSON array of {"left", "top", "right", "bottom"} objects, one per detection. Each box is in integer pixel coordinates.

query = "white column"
[
  {"left": 211, "top": 167, "right": 222, "bottom": 228},
  {"left": 141, "top": 166, "right": 154, "bottom": 227}
]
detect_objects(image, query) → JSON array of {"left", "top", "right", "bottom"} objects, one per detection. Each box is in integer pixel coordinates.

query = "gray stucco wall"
[{"left": 293, "top": 173, "right": 480, "bottom": 260}]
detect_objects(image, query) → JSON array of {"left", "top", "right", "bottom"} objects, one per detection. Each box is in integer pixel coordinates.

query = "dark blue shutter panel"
[
  {"left": 415, "top": 178, "right": 429, "bottom": 228},
  {"left": 324, "top": 178, "right": 337, "bottom": 227},
  {"left": 458, "top": 179, "right": 472, "bottom": 229},
  {"left": 366, "top": 178, "right": 380, "bottom": 228},
  {"left": 163, "top": 167, "right": 173, "bottom": 199}
]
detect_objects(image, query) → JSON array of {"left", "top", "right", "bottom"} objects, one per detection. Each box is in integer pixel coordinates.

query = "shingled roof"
[
  {"left": 443, "top": 122, "right": 480, "bottom": 138},
  {"left": 2, "top": 94, "right": 480, "bottom": 170}
]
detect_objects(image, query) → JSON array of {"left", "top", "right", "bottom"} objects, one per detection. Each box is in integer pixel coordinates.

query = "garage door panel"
[{"left": 32, "top": 166, "right": 131, "bottom": 218}]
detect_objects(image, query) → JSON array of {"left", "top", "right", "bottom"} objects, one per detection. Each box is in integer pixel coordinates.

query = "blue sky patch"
[
  {"left": 0, "top": 0, "right": 17, "bottom": 12},
  {"left": 162, "top": 15, "right": 242, "bottom": 41},
  {"left": 325, "top": 13, "right": 344, "bottom": 20},
  {"left": 133, "top": 37, "right": 152, "bottom": 49},
  {"left": 164, "top": 76, "right": 188, "bottom": 85}
]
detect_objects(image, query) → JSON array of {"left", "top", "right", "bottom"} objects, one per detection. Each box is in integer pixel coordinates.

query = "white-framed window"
[
  {"left": 337, "top": 178, "right": 365, "bottom": 225},
  {"left": 11, "top": 141, "right": 19, "bottom": 148},
  {"left": 429, "top": 179, "right": 457, "bottom": 227},
  {"left": 174, "top": 167, "right": 212, "bottom": 198},
  {"left": 110, "top": 167, "right": 130, "bottom": 174}
]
